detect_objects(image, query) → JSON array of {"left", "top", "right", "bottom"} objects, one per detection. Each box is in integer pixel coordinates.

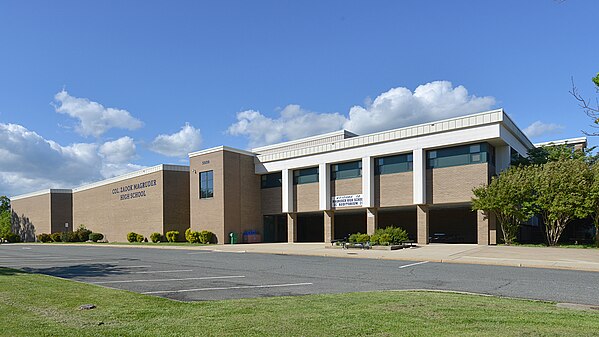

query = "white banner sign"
[{"left": 332, "top": 194, "right": 363, "bottom": 208}]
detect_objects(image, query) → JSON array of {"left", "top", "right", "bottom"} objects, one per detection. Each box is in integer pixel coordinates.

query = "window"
[
  {"left": 199, "top": 170, "right": 213, "bottom": 199},
  {"left": 261, "top": 172, "right": 282, "bottom": 189},
  {"left": 294, "top": 167, "right": 318, "bottom": 185},
  {"left": 331, "top": 160, "right": 361, "bottom": 180},
  {"left": 375, "top": 154, "right": 413, "bottom": 175},
  {"left": 427, "top": 143, "right": 494, "bottom": 169}
]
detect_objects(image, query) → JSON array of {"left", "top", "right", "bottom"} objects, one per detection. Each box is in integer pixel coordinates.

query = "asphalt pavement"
[{"left": 1, "top": 244, "right": 599, "bottom": 305}]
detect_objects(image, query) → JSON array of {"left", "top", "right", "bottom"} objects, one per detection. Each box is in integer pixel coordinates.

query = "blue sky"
[{"left": 1, "top": 0, "right": 598, "bottom": 196}]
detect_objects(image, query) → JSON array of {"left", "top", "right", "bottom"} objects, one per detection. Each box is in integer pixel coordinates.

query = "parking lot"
[{"left": 2, "top": 244, "right": 599, "bottom": 304}]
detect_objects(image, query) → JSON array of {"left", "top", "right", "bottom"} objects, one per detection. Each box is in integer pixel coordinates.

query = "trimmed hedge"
[
  {"left": 37, "top": 233, "right": 52, "bottom": 243},
  {"left": 165, "top": 231, "right": 179, "bottom": 243},
  {"left": 370, "top": 226, "right": 409, "bottom": 245},
  {"left": 61, "top": 231, "right": 78, "bottom": 242},
  {"left": 89, "top": 232, "right": 104, "bottom": 242},
  {"left": 127, "top": 232, "right": 138, "bottom": 243},
  {"left": 50, "top": 232, "right": 62, "bottom": 242},
  {"left": 185, "top": 228, "right": 213, "bottom": 244},
  {"left": 74, "top": 225, "right": 92, "bottom": 242},
  {"left": 150, "top": 232, "right": 162, "bottom": 243},
  {"left": 136, "top": 234, "right": 145, "bottom": 243}
]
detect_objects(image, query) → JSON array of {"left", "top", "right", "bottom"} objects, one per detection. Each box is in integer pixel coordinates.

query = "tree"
[
  {"left": 588, "top": 164, "right": 599, "bottom": 247},
  {"left": 472, "top": 166, "right": 535, "bottom": 245},
  {"left": 0, "top": 196, "right": 11, "bottom": 238},
  {"left": 0, "top": 196, "right": 9, "bottom": 214},
  {"left": 531, "top": 159, "right": 593, "bottom": 246},
  {"left": 512, "top": 144, "right": 593, "bottom": 166},
  {"left": 571, "top": 73, "right": 599, "bottom": 136}
]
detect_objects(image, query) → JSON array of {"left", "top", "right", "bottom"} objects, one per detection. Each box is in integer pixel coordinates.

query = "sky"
[{"left": 0, "top": 0, "right": 598, "bottom": 197}]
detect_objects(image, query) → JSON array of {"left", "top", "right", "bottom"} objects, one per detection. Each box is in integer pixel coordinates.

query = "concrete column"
[
  {"left": 362, "top": 157, "right": 375, "bottom": 208},
  {"left": 477, "top": 210, "right": 496, "bottom": 245},
  {"left": 319, "top": 163, "right": 331, "bottom": 210},
  {"left": 324, "top": 210, "right": 334, "bottom": 243},
  {"left": 282, "top": 169, "right": 294, "bottom": 213},
  {"left": 366, "top": 208, "right": 377, "bottom": 235},
  {"left": 495, "top": 145, "right": 511, "bottom": 174},
  {"left": 413, "top": 148, "right": 426, "bottom": 205},
  {"left": 287, "top": 213, "right": 297, "bottom": 243},
  {"left": 416, "top": 205, "right": 429, "bottom": 245}
]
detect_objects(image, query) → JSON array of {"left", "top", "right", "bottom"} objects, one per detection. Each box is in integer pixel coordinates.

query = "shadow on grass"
[
  {"left": 0, "top": 267, "right": 28, "bottom": 276},
  {"left": 22, "top": 263, "right": 130, "bottom": 279}
]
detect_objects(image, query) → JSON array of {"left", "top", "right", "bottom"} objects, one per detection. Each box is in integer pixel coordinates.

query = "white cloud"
[
  {"left": 150, "top": 123, "right": 202, "bottom": 157},
  {"left": 54, "top": 90, "right": 143, "bottom": 137},
  {"left": 0, "top": 123, "right": 143, "bottom": 197},
  {"left": 523, "top": 121, "right": 565, "bottom": 138},
  {"left": 99, "top": 137, "right": 136, "bottom": 163},
  {"left": 227, "top": 81, "right": 496, "bottom": 147},
  {"left": 227, "top": 105, "right": 347, "bottom": 148}
]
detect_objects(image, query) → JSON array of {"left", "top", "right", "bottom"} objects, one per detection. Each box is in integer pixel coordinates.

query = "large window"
[
  {"left": 331, "top": 160, "right": 362, "bottom": 180},
  {"left": 261, "top": 172, "right": 282, "bottom": 189},
  {"left": 427, "top": 143, "right": 494, "bottom": 169},
  {"left": 294, "top": 167, "right": 319, "bottom": 185},
  {"left": 199, "top": 170, "right": 214, "bottom": 199},
  {"left": 375, "top": 153, "right": 413, "bottom": 175}
]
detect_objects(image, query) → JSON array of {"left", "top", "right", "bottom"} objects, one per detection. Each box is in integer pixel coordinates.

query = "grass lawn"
[
  {"left": 508, "top": 243, "right": 598, "bottom": 249},
  {"left": 36, "top": 241, "right": 211, "bottom": 247},
  {"left": 1, "top": 268, "right": 599, "bottom": 336}
]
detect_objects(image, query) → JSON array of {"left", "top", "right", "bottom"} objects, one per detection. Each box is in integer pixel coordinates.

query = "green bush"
[
  {"left": 4, "top": 232, "right": 20, "bottom": 243},
  {"left": 370, "top": 226, "right": 408, "bottom": 245},
  {"left": 378, "top": 233, "right": 392, "bottom": 245},
  {"left": 199, "top": 230, "right": 213, "bottom": 244},
  {"left": 127, "top": 232, "right": 138, "bottom": 243},
  {"left": 348, "top": 233, "right": 370, "bottom": 243},
  {"left": 60, "top": 231, "right": 78, "bottom": 242},
  {"left": 50, "top": 232, "right": 62, "bottom": 242},
  {"left": 166, "top": 230, "right": 179, "bottom": 242},
  {"left": 136, "top": 234, "right": 145, "bottom": 243},
  {"left": 74, "top": 225, "right": 92, "bottom": 242},
  {"left": 89, "top": 232, "right": 104, "bottom": 242},
  {"left": 150, "top": 232, "right": 162, "bottom": 243},
  {"left": 37, "top": 233, "right": 52, "bottom": 243}
]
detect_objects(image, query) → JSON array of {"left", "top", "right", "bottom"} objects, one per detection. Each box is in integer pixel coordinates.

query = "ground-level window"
[
  {"left": 331, "top": 160, "right": 361, "bottom": 180},
  {"left": 427, "top": 143, "right": 494, "bottom": 169},
  {"left": 200, "top": 170, "right": 213, "bottom": 199},
  {"left": 375, "top": 153, "right": 413, "bottom": 175},
  {"left": 294, "top": 167, "right": 319, "bottom": 184},
  {"left": 261, "top": 172, "right": 282, "bottom": 189}
]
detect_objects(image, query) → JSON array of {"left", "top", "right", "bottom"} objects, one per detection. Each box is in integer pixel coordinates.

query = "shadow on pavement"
[{"left": 22, "top": 263, "right": 130, "bottom": 279}]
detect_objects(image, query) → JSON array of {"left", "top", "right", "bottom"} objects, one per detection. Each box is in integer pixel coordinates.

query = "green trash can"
[{"left": 229, "top": 232, "right": 237, "bottom": 244}]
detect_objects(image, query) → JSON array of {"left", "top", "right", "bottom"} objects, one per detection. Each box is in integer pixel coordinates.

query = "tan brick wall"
[
  {"left": 331, "top": 177, "right": 362, "bottom": 210},
  {"left": 261, "top": 187, "right": 282, "bottom": 215},
  {"left": 11, "top": 194, "right": 51, "bottom": 239},
  {"left": 51, "top": 193, "right": 72, "bottom": 233},
  {"left": 375, "top": 172, "right": 413, "bottom": 207},
  {"left": 426, "top": 163, "right": 489, "bottom": 204},
  {"left": 294, "top": 183, "right": 319, "bottom": 212},
  {"left": 73, "top": 171, "right": 164, "bottom": 242},
  {"left": 163, "top": 170, "right": 190, "bottom": 235},
  {"left": 190, "top": 151, "right": 226, "bottom": 242}
]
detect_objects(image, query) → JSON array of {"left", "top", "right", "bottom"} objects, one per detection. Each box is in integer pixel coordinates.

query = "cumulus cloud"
[
  {"left": 150, "top": 123, "right": 202, "bottom": 157},
  {"left": 227, "top": 81, "right": 496, "bottom": 147},
  {"left": 0, "top": 123, "right": 143, "bottom": 196},
  {"left": 523, "top": 121, "right": 565, "bottom": 138},
  {"left": 54, "top": 90, "right": 143, "bottom": 137},
  {"left": 227, "top": 105, "right": 347, "bottom": 148},
  {"left": 99, "top": 137, "right": 136, "bottom": 163}
]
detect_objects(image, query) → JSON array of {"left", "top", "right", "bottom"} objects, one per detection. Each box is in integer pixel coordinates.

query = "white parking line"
[
  {"left": 142, "top": 282, "right": 313, "bottom": 295},
  {"left": 131, "top": 269, "right": 193, "bottom": 274},
  {"left": 107, "top": 265, "right": 151, "bottom": 269},
  {"left": 92, "top": 275, "right": 245, "bottom": 284},
  {"left": 398, "top": 261, "right": 429, "bottom": 269}
]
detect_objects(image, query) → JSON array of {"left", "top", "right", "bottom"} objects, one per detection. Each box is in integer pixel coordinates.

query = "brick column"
[
  {"left": 366, "top": 208, "right": 377, "bottom": 235},
  {"left": 477, "top": 210, "right": 496, "bottom": 245},
  {"left": 417, "top": 205, "right": 429, "bottom": 245},
  {"left": 287, "top": 213, "right": 297, "bottom": 243},
  {"left": 324, "top": 210, "right": 334, "bottom": 243}
]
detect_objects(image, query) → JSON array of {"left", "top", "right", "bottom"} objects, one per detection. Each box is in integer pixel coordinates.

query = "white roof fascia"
[
  {"left": 10, "top": 189, "right": 72, "bottom": 201},
  {"left": 188, "top": 145, "right": 255, "bottom": 158},
  {"left": 534, "top": 137, "right": 587, "bottom": 147}
]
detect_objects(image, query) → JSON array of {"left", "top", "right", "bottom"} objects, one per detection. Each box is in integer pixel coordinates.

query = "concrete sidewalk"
[{"left": 51, "top": 242, "right": 599, "bottom": 273}]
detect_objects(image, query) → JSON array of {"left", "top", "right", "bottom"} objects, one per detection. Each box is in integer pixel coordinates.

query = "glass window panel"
[
  {"left": 199, "top": 170, "right": 214, "bottom": 198},
  {"left": 294, "top": 167, "right": 318, "bottom": 184},
  {"left": 331, "top": 160, "right": 362, "bottom": 180},
  {"left": 261, "top": 172, "right": 282, "bottom": 189}
]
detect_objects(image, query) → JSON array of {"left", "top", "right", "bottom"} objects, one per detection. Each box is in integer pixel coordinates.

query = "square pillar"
[
  {"left": 495, "top": 145, "right": 511, "bottom": 174},
  {"left": 319, "top": 163, "right": 331, "bottom": 210},
  {"left": 413, "top": 148, "right": 426, "bottom": 205},
  {"left": 287, "top": 213, "right": 297, "bottom": 243},
  {"left": 477, "top": 210, "right": 496, "bottom": 245},
  {"left": 362, "top": 157, "right": 374, "bottom": 208},
  {"left": 366, "top": 208, "right": 377, "bottom": 235},
  {"left": 324, "top": 210, "right": 334, "bottom": 243},
  {"left": 417, "top": 205, "right": 429, "bottom": 245}
]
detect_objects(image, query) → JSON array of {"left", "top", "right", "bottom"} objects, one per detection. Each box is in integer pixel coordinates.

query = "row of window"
[{"left": 259, "top": 143, "right": 494, "bottom": 188}]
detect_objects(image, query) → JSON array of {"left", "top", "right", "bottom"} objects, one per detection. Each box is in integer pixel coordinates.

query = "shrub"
[
  {"left": 185, "top": 228, "right": 205, "bottom": 243},
  {"left": 50, "top": 232, "right": 62, "bottom": 242},
  {"left": 136, "top": 234, "right": 145, "bottom": 243},
  {"left": 74, "top": 225, "right": 92, "bottom": 242},
  {"left": 60, "top": 231, "right": 78, "bottom": 242},
  {"left": 348, "top": 233, "right": 370, "bottom": 243},
  {"left": 150, "top": 232, "right": 162, "bottom": 243},
  {"left": 127, "top": 232, "right": 138, "bottom": 243},
  {"left": 4, "top": 232, "right": 21, "bottom": 243},
  {"left": 199, "top": 230, "right": 213, "bottom": 244},
  {"left": 37, "top": 233, "right": 52, "bottom": 243},
  {"left": 89, "top": 232, "right": 104, "bottom": 242},
  {"left": 166, "top": 230, "right": 179, "bottom": 242},
  {"left": 378, "top": 233, "right": 392, "bottom": 245},
  {"left": 370, "top": 226, "right": 408, "bottom": 245}
]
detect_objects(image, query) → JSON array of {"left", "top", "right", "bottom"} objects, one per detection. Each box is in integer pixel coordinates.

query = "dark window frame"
[
  {"left": 199, "top": 170, "right": 214, "bottom": 199},
  {"left": 261, "top": 172, "right": 282, "bottom": 189},
  {"left": 375, "top": 153, "right": 413, "bottom": 175},
  {"left": 331, "top": 160, "right": 362, "bottom": 180},
  {"left": 293, "top": 167, "right": 319, "bottom": 185}
]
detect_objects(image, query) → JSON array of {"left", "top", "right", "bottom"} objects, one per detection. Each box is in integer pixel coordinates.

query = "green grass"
[
  {"left": 1, "top": 268, "right": 599, "bottom": 337},
  {"left": 33, "top": 241, "right": 211, "bottom": 246},
  {"left": 507, "top": 243, "right": 598, "bottom": 249}
]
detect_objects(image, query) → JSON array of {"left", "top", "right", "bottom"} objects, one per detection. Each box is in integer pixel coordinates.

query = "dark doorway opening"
[
  {"left": 378, "top": 207, "right": 417, "bottom": 240},
  {"left": 263, "top": 215, "right": 287, "bottom": 243},
  {"left": 334, "top": 211, "right": 366, "bottom": 240},
  {"left": 429, "top": 206, "right": 477, "bottom": 243},
  {"left": 297, "top": 213, "right": 324, "bottom": 242}
]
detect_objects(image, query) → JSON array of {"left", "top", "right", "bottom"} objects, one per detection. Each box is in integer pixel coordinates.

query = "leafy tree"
[
  {"left": 571, "top": 72, "right": 599, "bottom": 135},
  {"left": 531, "top": 159, "right": 593, "bottom": 246},
  {"left": 0, "top": 196, "right": 9, "bottom": 214},
  {"left": 588, "top": 164, "right": 599, "bottom": 247},
  {"left": 472, "top": 165, "right": 535, "bottom": 244},
  {"left": 512, "top": 144, "right": 593, "bottom": 166},
  {"left": 0, "top": 196, "right": 11, "bottom": 238}
]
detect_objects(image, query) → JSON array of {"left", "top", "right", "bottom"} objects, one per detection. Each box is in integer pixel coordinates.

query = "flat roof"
[
  {"left": 188, "top": 145, "right": 255, "bottom": 158},
  {"left": 534, "top": 136, "right": 587, "bottom": 148},
  {"left": 10, "top": 189, "right": 72, "bottom": 201}
]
